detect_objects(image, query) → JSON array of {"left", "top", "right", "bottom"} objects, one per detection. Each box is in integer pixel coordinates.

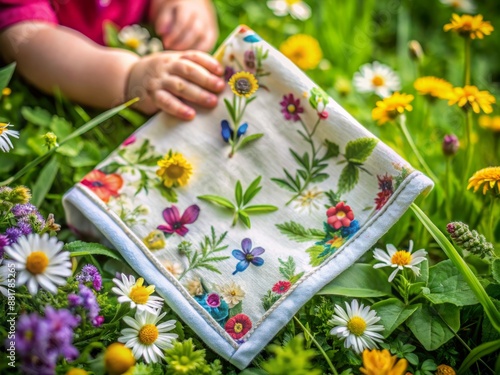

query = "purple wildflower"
[
  {"left": 231, "top": 238, "right": 265, "bottom": 275},
  {"left": 93, "top": 315, "right": 105, "bottom": 327},
  {"left": 17, "top": 221, "right": 33, "bottom": 235},
  {"left": 280, "top": 93, "right": 304, "bottom": 122},
  {"left": 0, "top": 234, "right": 9, "bottom": 258},
  {"left": 76, "top": 264, "right": 102, "bottom": 291},
  {"left": 68, "top": 284, "right": 102, "bottom": 327},
  {"left": 11, "top": 203, "right": 38, "bottom": 217},
  {"left": 5, "top": 227, "right": 22, "bottom": 244},
  {"left": 44, "top": 307, "right": 79, "bottom": 360}
]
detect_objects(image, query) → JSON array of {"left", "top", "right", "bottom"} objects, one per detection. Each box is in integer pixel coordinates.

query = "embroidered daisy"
[
  {"left": 373, "top": 240, "right": 427, "bottom": 282},
  {"left": 218, "top": 281, "right": 245, "bottom": 308},
  {"left": 0, "top": 122, "right": 19, "bottom": 152},
  {"left": 267, "top": 0, "right": 311, "bottom": 21},
  {"left": 118, "top": 24, "right": 150, "bottom": 55},
  {"left": 162, "top": 260, "right": 183, "bottom": 279},
  {"left": 353, "top": 62, "right": 401, "bottom": 98},
  {"left": 4, "top": 233, "right": 72, "bottom": 295},
  {"left": 119, "top": 309, "right": 178, "bottom": 363},
  {"left": 112, "top": 274, "right": 164, "bottom": 312},
  {"left": 329, "top": 299, "right": 384, "bottom": 354},
  {"left": 293, "top": 187, "right": 325, "bottom": 213}
]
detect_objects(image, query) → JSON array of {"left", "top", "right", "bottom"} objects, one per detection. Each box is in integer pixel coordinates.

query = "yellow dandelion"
[
  {"left": 414, "top": 76, "right": 453, "bottom": 99},
  {"left": 444, "top": 14, "right": 494, "bottom": 39},
  {"left": 156, "top": 152, "right": 193, "bottom": 188},
  {"left": 467, "top": 167, "right": 500, "bottom": 195},
  {"left": 228, "top": 71, "right": 259, "bottom": 98},
  {"left": 447, "top": 85, "right": 495, "bottom": 114},
  {"left": 436, "top": 364, "right": 456, "bottom": 375},
  {"left": 372, "top": 92, "right": 414, "bottom": 125},
  {"left": 479, "top": 115, "right": 500, "bottom": 132},
  {"left": 279, "top": 34, "right": 322, "bottom": 70},
  {"left": 2, "top": 87, "right": 11, "bottom": 97},
  {"left": 104, "top": 343, "right": 136, "bottom": 375},
  {"left": 360, "top": 349, "right": 408, "bottom": 375}
]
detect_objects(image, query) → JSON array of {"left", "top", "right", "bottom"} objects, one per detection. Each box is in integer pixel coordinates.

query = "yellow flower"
[
  {"left": 479, "top": 115, "right": 500, "bottom": 132},
  {"left": 143, "top": 229, "right": 166, "bottom": 250},
  {"left": 360, "top": 349, "right": 408, "bottom": 375},
  {"left": 2, "top": 87, "right": 11, "bottom": 97},
  {"left": 228, "top": 71, "right": 259, "bottom": 97},
  {"left": 467, "top": 166, "right": 500, "bottom": 195},
  {"left": 444, "top": 14, "right": 494, "bottom": 39},
  {"left": 66, "top": 369, "right": 88, "bottom": 375},
  {"left": 279, "top": 34, "right": 322, "bottom": 70},
  {"left": 436, "top": 364, "right": 456, "bottom": 375},
  {"left": 156, "top": 152, "right": 193, "bottom": 188},
  {"left": 447, "top": 85, "right": 495, "bottom": 114},
  {"left": 414, "top": 77, "right": 453, "bottom": 99},
  {"left": 104, "top": 343, "right": 136, "bottom": 375},
  {"left": 372, "top": 92, "right": 414, "bottom": 125}
]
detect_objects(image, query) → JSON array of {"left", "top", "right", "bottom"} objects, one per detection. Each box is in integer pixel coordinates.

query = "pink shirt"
[{"left": 0, "top": 0, "right": 150, "bottom": 45}]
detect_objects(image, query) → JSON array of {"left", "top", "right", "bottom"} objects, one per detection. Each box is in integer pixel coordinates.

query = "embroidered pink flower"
[
  {"left": 157, "top": 204, "right": 200, "bottom": 236},
  {"left": 225, "top": 313, "right": 252, "bottom": 340},
  {"left": 280, "top": 93, "right": 304, "bottom": 121},
  {"left": 81, "top": 170, "right": 123, "bottom": 203},
  {"left": 206, "top": 293, "right": 221, "bottom": 308},
  {"left": 122, "top": 135, "right": 136, "bottom": 146},
  {"left": 272, "top": 280, "right": 291, "bottom": 294},
  {"left": 326, "top": 202, "right": 354, "bottom": 230}
]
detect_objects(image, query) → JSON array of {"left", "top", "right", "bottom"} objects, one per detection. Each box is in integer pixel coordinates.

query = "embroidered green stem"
[
  {"left": 398, "top": 115, "right": 438, "bottom": 182},
  {"left": 293, "top": 316, "right": 339, "bottom": 375}
]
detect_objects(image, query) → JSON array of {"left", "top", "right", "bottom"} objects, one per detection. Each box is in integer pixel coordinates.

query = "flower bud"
[
  {"left": 43, "top": 132, "right": 59, "bottom": 149},
  {"left": 447, "top": 221, "right": 494, "bottom": 259},
  {"left": 10, "top": 186, "right": 32, "bottom": 204},
  {"left": 442, "top": 134, "right": 459, "bottom": 156},
  {"left": 408, "top": 40, "right": 424, "bottom": 62}
]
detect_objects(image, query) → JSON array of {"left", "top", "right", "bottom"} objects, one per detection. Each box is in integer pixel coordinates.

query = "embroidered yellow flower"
[
  {"left": 372, "top": 93, "right": 414, "bottom": 125},
  {"left": 414, "top": 77, "right": 453, "bottom": 99},
  {"left": 157, "top": 152, "right": 193, "bottom": 188},
  {"left": 444, "top": 14, "right": 494, "bottom": 39},
  {"left": 479, "top": 115, "right": 500, "bottom": 132},
  {"left": 143, "top": 230, "right": 166, "bottom": 250},
  {"left": 228, "top": 71, "right": 259, "bottom": 97},
  {"left": 446, "top": 85, "right": 495, "bottom": 114},
  {"left": 279, "top": 34, "right": 322, "bottom": 70},
  {"left": 360, "top": 349, "right": 408, "bottom": 375},
  {"left": 467, "top": 166, "right": 500, "bottom": 195}
]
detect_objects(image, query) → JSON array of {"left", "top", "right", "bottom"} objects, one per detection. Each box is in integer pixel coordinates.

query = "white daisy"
[
  {"left": 292, "top": 187, "right": 325, "bottom": 213},
  {"left": 0, "top": 122, "right": 19, "bottom": 152},
  {"left": 440, "top": 0, "right": 476, "bottom": 13},
  {"left": 119, "top": 309, "right": 178, "bottom": 363},
  {"left": 267, "top": 0, "right": 311, "bottom": 21},
  {"left": 4, "top": 233, "right": 72, "bottom": 295},
  {"left": 112, "top": 273, "right": 164, "bottom": 313},
  {"left": 118, "top": 25, "right": 150, "bottom": 55},
  {"left": 353, "top": 61, "right": 401, "bottom": 98},
  {"left": 329, "top": 299, "right": 384, "bottom": 354},
  {"left": 218, "top": 281, "right": 245, "bottom": 308},
  {"left": 373, "top": 240, "right": 427, "bottom": 282},
  {"left": 0, "top": 259, "right": 11, "bottom": 297},
  {"left": 162, "top": 260, "right": 183, "bottom": 279}
]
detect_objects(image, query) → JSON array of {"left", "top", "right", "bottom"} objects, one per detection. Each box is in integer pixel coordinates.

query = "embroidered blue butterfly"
[{"left": 221, "top": 120, "right": 248, "bottom": 143}]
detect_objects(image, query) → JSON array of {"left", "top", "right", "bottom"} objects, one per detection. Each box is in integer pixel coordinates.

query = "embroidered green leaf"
[
  {"left": 238, "top": 211, "right": 251, "bottom": 228},
  {"left": 290, "top": 149, "right": 308, "bottom": 170},
  {"left": 279, "top": 256, "right": 297, "bottom": 280},
  {"left": 224, "top": 98, "right": 236, "bottom": 123},
  {"left": 236, "top": 133, "right": 264, "bottom": 150},
  {"left": 243, "top": 205, "right": 278, "bottom": 213},
  {"left": 235, "top": 180, "right": 243, "bottom": 206},
  {"left": 243, "top": 176, "right": 262, "bottom": 205},
  {"left": 197, "top": 195, "right": 235, "bottom": 209},
  {"left": 229, "top": 301, "right": 243, "bottom": 318},
  {"left": 306, "top": 245, "right": 326, "bottom": 267},
  {"left": 157, "top": 183, "right": 178, "bottom": 202},
  {"left": 276, "top": 221, "right": 325, "bottom": 243},
  {"left": 338, "top": 163, "right": 359, "bottom": 193},
  {"left": 289, "top": 272, "right": 304, "bottom": 284},
  {"left": 271, "top": 178, "right": 298, "bottom": 192},
  {"left": 345, "top": 137, "right": 378, "bottom": 163},
  {"left": 323, "top": 139, "right": 340, "bottom": 159},
  {"left": 310, "top": 173, "right": 329, "bottom": 183}
]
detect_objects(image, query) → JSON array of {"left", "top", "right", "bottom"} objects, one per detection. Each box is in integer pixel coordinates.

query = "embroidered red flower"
[
  {"left": 374, "top": 174, "right": 394, "bottom": 210},
  {"left": 326, "top": 202, "right": 354, "bottom": 230},
  {"left": 81, "top": 170, "right": 123, "bottom": 203},
  {"left": 272, "top": 280, "right": 291, "bottom": 295},
  {"left": 225, "top": 314, "right": 252, "bottom": 340}
]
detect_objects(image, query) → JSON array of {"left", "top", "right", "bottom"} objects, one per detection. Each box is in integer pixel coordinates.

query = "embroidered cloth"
[{"left": 63, "top": 26, "right": 433, "bottom": 368}]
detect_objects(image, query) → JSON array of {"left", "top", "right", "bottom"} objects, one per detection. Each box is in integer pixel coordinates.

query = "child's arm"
[
  {"left": 0, "top": 22, "right": 224, "bottom": 119},
  {"left": 150, "top": 0, "right": 218, "bottom": 52}
]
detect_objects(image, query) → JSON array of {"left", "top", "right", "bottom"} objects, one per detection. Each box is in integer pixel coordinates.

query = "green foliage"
[
  {"left": 338, "top": 137, "right": 378, "bottom": 194},
  {"left": 63, "top": 241, "right": 123, "bottom": 261},
  {"left": 262, "top": 336, "right": 321, "bottom": 375},
  {"left": 0, "top": 63, "right": 16, "bottom": 92},
  {"left": 275, "top": 221, "right": 325, "bottom": 243},
  {"left": 165, "top": 339, "right": 214, "bottom": 375},
  {"left": 372, "top": 299, "right": 420, "bottom": 337}
]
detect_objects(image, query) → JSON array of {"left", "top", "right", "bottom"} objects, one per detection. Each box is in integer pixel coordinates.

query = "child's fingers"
[
  {"left": 169, "top": 19, "right": 202, "bottom": 51},
  {"left": 154, "top": 90, "right": 196, "bottom": 120},
  {"left": 155, "top": 6, "right": 174, "bottom": 37},
  {"left": 169, "top": 59, "right": 224, "bottom": 93},
  {"left": 163, "top": 76, "right": 218, "bottom": 108},
  {"left": 162, "top": 8, "right": 192, "bottom": 48},
  {"left": 181, "top": 51, "right": 223, "bottom": 76}
]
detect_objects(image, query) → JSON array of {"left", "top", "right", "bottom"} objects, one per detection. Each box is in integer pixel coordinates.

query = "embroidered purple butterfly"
[
  {"left": 232, "top": 238, "right": 265, "bottom": 275},
  {"left": 157, "top": 204, "right": 200, "bottom": 237}
]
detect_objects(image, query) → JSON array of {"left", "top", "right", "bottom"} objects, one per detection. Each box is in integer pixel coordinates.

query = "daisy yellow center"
[
  {"left": 0, "top": 123, "right": 8, "bottom": 135},
  {"left": 233, "top": 323, "right": 243, "bottom": 333},
  {"left": 287, "top": 104, "right": 296, "bottom": 113},
  {"left": 125, "top": 38, "right": 141, "bottom": 49},
  {"left": 26, "top": 251, "right": 49, "bottom": 275},
  {"left": 129, "top": 285, "right": 153, "bottom": 304},
  {"left": 138, "top": 324, "right": 158, "bottom": 345},
  {"left": 336, "top": 211, "right": 346, "bottom": 219},
  {"left": 347, "top": 316, "right": 367, "bottom": 336},
  {"left": 391, "top": 250, "right": 412, "bottom": 266},
  {"left": 230, "top": 290, "right": 237, "bottom": 296},
  {"left": 166, "top": 164, "right": 185, "bottom": 179},
  {"left": 372, "top": 75, "right": 385, "bottom": 87},
  {"left": 285, "top": 0, "right": 301, "bottom": 4}
]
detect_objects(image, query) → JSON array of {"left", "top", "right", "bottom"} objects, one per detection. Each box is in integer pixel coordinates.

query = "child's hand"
[
  {"left": 154, "top": 0, "right": 218, "bottom": 52},
  {"left": 127, "top": 50, "right": 225, "bottom": 119}
]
